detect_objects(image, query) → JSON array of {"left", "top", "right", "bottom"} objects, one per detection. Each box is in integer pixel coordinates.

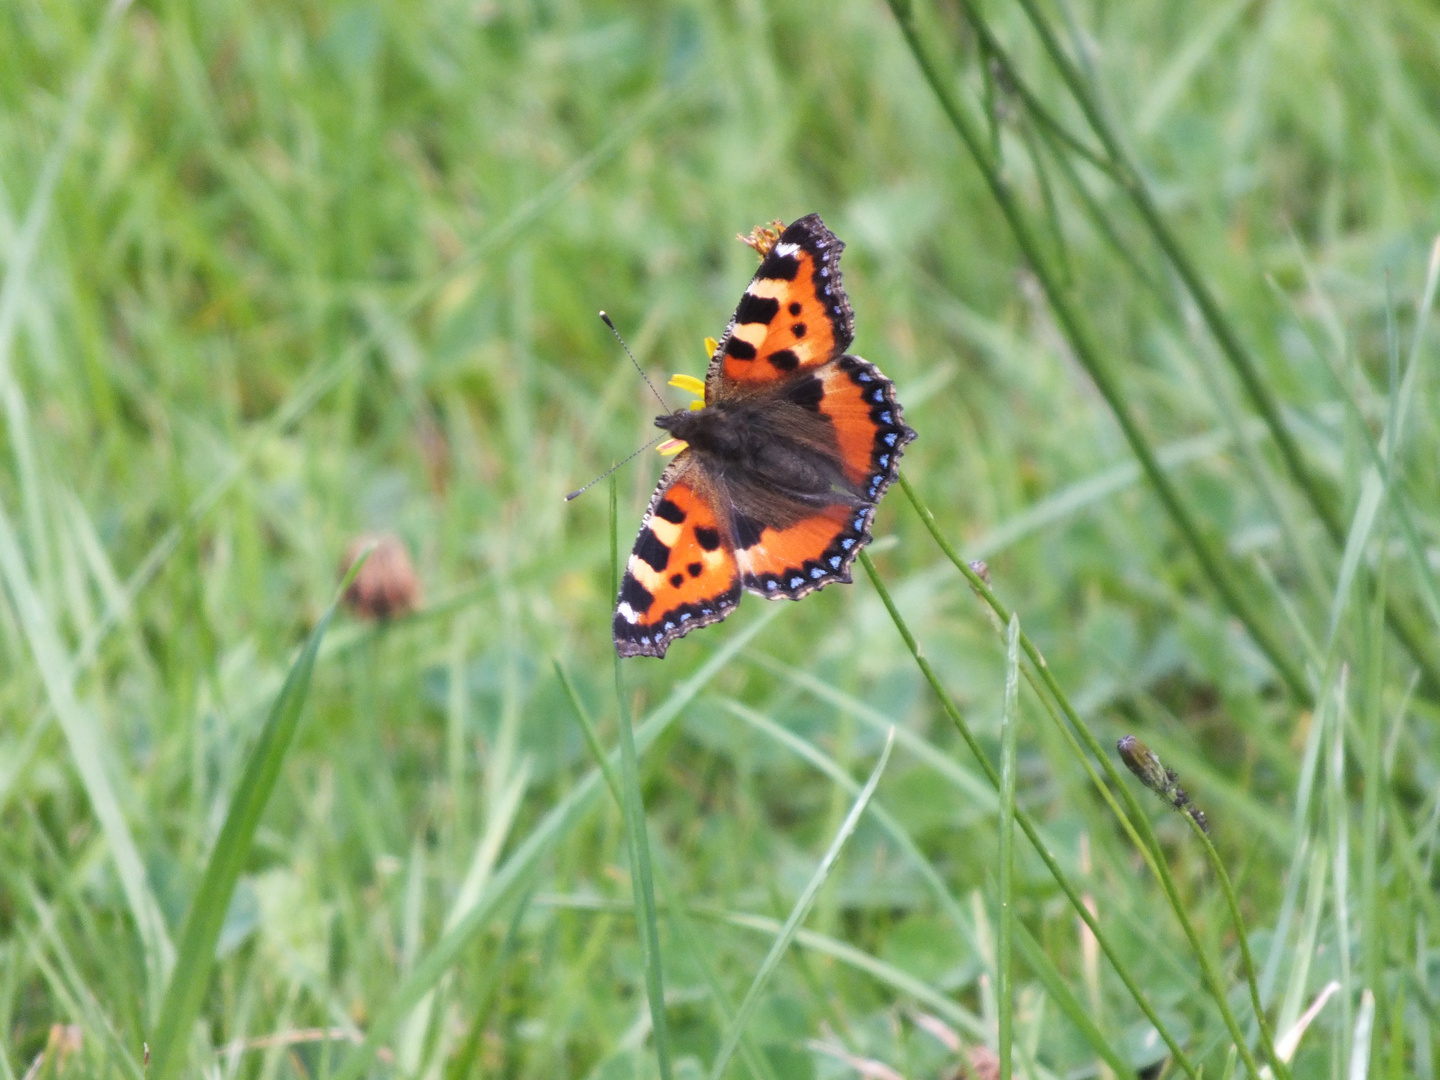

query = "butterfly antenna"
[
  {"left": 600, "top": 311, "right": 670, "bottom": 412},
  {"left": 564, "top": 434, "right": 666, "bottom": 502}
]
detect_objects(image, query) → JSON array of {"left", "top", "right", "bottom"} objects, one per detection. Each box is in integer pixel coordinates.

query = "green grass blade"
[
  {"left": 328, "top": 608, "right": 783, "bottom": 1080},
  {"left": 882, "top": 0, "right": 1310, "bottom": 703},
  {"left": 145, "top": 555, "right": 365, "bottom": 1080},
  {"left": 611, "top": 476, "right": 674, "bottom": 1080},
  {"left": 1003, "top": 0, "right": 1440, "bottom": 693},
  {"left": 859, "top": 546, "right": 1201, "bottom": 1079},
  {"left": 1327, "top": 668, "right": 1356, "bottom": 1058},
  {"left": 0, "top": 497, "right": 174, "bottom": 1003},
  {"left": 1327, "top": 468, "right": 1384, "bottom": 648},
  {"left": 998, "top": 614, "right": 1020, "bottom": 1080},
  {"left": 540, "top": 893, "right": 982, "bottom": 1038},
  {"left": 1349, "top": 989, "right": 1376, "bottom": 1080},
  {"left": 563, "top": 673, "right": 782, "bottom": 1080},
  {"left": 708, "top": 728, "right": 895, "bottom": 1080}
]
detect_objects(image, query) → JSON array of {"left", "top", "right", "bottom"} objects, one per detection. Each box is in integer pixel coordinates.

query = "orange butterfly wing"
[
  {"left": 815, "top": 355, "right": 913, "bottom": 500},
  {"left": 731, "top": 356, "right": 913, "bottom": 598},
  {"left": 733, "top": 504, "right": 868, "bottom": 596},
  {"left": 706, "top": 214, "right": 853, "bottom": 391},
  {"left": 613, "top": 462, "right": 742, "bottom": 658}
]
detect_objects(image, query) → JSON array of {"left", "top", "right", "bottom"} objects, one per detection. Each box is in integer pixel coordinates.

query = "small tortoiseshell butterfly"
[{"left": 614, "top": 214, "right": 915, "bottom": 658}]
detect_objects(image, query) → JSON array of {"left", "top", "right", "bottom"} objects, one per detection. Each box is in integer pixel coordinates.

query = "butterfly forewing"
[
  {"left": 706, "top": 214, "right": 854, "bottom": 392},
  {"left": 613, "top": 462, "right": 742, "bottom": 659}
]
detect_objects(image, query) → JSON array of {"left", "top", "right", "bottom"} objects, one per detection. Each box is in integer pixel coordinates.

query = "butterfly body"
[{"left": 614, "top": 215, "right": 915, "bottom": 658}]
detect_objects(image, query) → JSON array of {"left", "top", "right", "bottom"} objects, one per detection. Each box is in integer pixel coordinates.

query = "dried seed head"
[
  {"left": 1117, "top": 734, "right": 1209, "bottom": 833},
  {"left": 341, "top": 533, "right": 421, "bottom": 620},
  {"left": 738, "top": 219, "right": 786, "bottom": 259}
]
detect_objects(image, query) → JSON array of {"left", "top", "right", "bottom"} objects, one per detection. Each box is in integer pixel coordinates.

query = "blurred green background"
[{"left": 3, "top": 0, "right": 1440, "bottom": 1076}]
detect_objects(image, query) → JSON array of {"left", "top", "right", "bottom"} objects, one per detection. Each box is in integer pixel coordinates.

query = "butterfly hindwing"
[
  {"left": 613, "top": 461, "right": 742, "bottom": 659},
  {"left": 707, "top": 214, "right": 854, "bottom": 391},
  {"left": 734, "top": 503, "right": 872, "bottom": 599},
  {"left": 816, "top": 355, "right": 915, "bottom": 501}
]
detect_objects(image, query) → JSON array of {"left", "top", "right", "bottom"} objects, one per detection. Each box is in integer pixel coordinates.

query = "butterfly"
[{"left": 614, "top": 214, "right": 916, "bottom": 658}]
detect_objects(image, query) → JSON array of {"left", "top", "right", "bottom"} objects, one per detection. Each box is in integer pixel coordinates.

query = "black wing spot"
[
  {"left": 619, "top": 574, "right": 654, "bottom": 613},
  {"left": 758, "top": 253, "right": 801, "bottom": 280},
  {"left": 634, "top": 529, "right": 670, "bottom": 573},
  {"left": 669, "top": 573, "right": 684, "bottom": 587},
  {"left": 695, "top": 525, "right": 722, "bottom": 551},
  {"left": 790, "top": 322, "right": 807, "bottom": 338},
  {"left": 725, "top": 337, "right": 757, "bottom": 361},
  {"left": 735, "top": 294, "right": 780, "bottom": 325},
  {"left": 787, "top": 375, "right": 824, "bottom": 412},
  {"left": 687, "top": 562, "right": 703, "bottom": 577},
  {"left": 655, "top": 499, "right": 685, "bottom": 524},
  {"left": 733, "top": 513, "right": 765, "bottom": 549},
  {"left": 789, "top": 301, "right": 803, "bottom": 316},
  {"left": 767, "top": 349, "right": 800, "bottom": 372}
]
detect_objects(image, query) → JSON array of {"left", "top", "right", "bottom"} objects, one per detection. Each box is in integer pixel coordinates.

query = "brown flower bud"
[{"left": 340, "top": 533, "right": 421, "bottom": 620}]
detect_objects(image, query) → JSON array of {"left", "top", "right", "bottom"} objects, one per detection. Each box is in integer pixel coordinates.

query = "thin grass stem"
[
  {"left": 708, "top": 730, "right": 894, "bottom": 1080},
  {"left": 896, "top": 475, "right": 1288, "bottom": 1077},
  {"left": 882, "top": 0, "right": 1310, "bottom": 703},
  {"left": 559, "top": 666, "right": 781, "bottom": 1080},
  {"left": 146, "top": 552, "right": 364, "bottom": 1080},
  {"left": 1187, "top": 798, "right": 1287, "bottom": 1073},
  {"left": 610, "top": 478, "right": 674, "bottom": 1080},
  {"left": 998, "top": 615, "right": 1020, "bottom": 1080},
  {"left": 856, "top": 548, "right": 1201, "bottom": 1079},
  {"left": 998, "top": 0, "right": 1440, "bottom": 694}
]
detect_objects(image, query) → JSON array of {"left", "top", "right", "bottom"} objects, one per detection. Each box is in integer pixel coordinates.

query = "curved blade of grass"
[
  {"left": 882, "top": 0, "right": 1309, "bottom": 703},
  {"left": 561, "top": 668, "right": 782, "bottom": 1080},
  {"left": 145, "top": 554, "right": 367, "bottom": 1080},
  {"left": 611, "top": 476, "right": 674, "bottom": 1080},
  {"left": 327, "top": 606, "right": 783, "bottom": 1080},
  {"left": 1327, "top": 469, "right": 1384, "bottom": 648},
  {"left": 858, "top": 547, "right": 1201, "bottom": 1078},
  {"left": 708, "top": 728, "right": 895, "bottom": 1080},
  {"left": 538, "top": 892, "right": 980, "bottom": 1036},
  {"left": 998, "top": 615, "right": 1020, "bottom": 1080},
  {"left": 1348, "top": 989, "right": 1375, "bottom": 1080},
  {"left": 890, "top": 485, "right": 1287, "bottom": 1077},
  {"left": 0, "top": 496, "right": 173, "bottom": 1002},
  {"left": 997, "top": 0, "right": 1440, "bottom": 693},
  {"left": 719, "top": 696, "right": 1135, "bottom": 1075}
]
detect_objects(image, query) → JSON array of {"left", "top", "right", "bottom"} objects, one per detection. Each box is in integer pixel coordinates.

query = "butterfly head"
[{"left": 656, "top": 371, "right": 708, "bottom": 455}]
